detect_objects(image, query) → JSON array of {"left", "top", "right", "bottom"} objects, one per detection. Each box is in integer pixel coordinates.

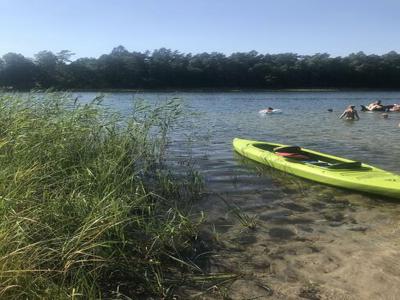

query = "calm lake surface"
[
  {"left": 77, "top": 91, "right": 400, "bottom": 299},
  {"left": 77, "top": 91, "right": 400, "bottom": 171}
]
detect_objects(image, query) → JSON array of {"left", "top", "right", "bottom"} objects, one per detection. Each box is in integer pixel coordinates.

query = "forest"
[{"left": 1, "top": 46, "right": 400, "bottom": 90}]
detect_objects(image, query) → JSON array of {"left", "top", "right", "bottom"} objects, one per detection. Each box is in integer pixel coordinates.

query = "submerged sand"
[{"left": 195, "top": 179, "right": 400, "bottom": 299}]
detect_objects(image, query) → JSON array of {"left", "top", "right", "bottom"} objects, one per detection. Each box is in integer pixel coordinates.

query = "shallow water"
[{"left": 77, "top": 91, "right": 400, "bottom": 299}]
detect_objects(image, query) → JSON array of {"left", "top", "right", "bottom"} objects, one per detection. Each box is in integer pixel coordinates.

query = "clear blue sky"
[{"left": 0, "top": 0, "right": 399, "bottom": 59}]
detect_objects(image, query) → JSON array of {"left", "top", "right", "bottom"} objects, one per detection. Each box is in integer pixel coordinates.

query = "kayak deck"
[{"left": 233, "top": 138, "right": 400, "bottom": 199}]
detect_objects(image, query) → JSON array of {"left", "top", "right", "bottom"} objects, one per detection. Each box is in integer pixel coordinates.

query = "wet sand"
[{"left": 194, "top": 164, "right": 400, "bottom": 299}]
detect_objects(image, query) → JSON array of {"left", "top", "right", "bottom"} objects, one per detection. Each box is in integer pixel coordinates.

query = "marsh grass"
[{"left": 0, "top": 92, "right": 205, "bottom": 298}]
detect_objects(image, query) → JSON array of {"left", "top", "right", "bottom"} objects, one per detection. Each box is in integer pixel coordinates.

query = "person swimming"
[
  {"left": 339, "top": 105, "right": 360, "bottom": 120},
  {"left": 390, "top": 104, "right": 400, "bottom": 112},
  {"left": 367, "top": 100, "right": 384, "bottom": 111}
]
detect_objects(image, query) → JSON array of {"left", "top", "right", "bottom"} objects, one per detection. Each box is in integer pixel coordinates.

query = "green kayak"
[{"left": 233, "top": 138, "right": 400, "bottom": 199}]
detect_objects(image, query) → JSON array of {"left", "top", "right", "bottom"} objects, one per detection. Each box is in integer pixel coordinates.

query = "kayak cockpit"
[{"left": 252, "top": 143, "right": 365, "bottom": 170}]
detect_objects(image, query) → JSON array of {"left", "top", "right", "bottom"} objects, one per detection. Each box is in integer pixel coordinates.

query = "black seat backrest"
[
  {"left": 273, "top": 145, "right": 302, "bottom": 153},
  {"left": 327, "top": 161, "right": 362, "bottom": 169}
]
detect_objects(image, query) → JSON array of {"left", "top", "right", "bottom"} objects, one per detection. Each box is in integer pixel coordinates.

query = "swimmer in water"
[
  {"left": 390, "top": 104, "right": 400, "bottom": 112},
  {"left": 339, "top": 105, "right": 360, "bottom": 120},
  {"left": 367, "top": 100, "right": 384, "bottom": 111}
]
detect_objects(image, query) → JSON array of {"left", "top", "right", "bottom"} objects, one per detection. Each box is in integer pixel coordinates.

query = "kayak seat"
[
  {"left": 273, "top": 145, "right": 310, "bottom": 160},
  {"left": 273, "top": 145, "right": 302, "bottom": 153},
  {"left": 327, "top": 161, "right": 362, "bottom": 169},
  {"left": 275, "top": 152, "right": 310, "bottom": 160}
]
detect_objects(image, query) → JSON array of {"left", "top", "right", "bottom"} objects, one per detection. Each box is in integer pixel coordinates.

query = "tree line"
[{"left": 1, "top": 46, "right": 400, "bottom": 90}]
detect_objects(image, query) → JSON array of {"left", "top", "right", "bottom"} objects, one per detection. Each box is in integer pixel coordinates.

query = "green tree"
[{"left": 0, "top": 53, "right": 37, "bottom": 89}]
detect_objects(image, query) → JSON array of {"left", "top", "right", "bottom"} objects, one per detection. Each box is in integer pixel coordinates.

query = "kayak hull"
[{"left": 233, "top": 138, "right": 400, "bottom": 199}]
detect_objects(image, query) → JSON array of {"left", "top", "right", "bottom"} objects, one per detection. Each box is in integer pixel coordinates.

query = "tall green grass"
[{"left": 0, "top": 92, "right": 204, "bottom": 298}]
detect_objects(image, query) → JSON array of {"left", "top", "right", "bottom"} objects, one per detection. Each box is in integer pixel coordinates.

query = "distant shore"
[
  {"left": 69, "top": 88, "right": 400, "bottom": 93},
  {"left": 5, "top": 87, "right": 400, "bottom": 94}
]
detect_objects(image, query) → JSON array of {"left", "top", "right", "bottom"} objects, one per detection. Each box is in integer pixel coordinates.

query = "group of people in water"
[
  {"left": 361, "top": 100, "right": 400, "bottom": 112},
  {"left": 339, "top": 100, "right": 400, "bottom": 120},
  {"left": 262, "top": 100, "right": 399, "bottom": 124}
]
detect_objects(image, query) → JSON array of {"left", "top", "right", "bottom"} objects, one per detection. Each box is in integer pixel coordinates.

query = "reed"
[
  {"left": 216, "top": 194, "right": 258, "bottom": 230},
  {"left": 0, "top": 92, "right": 204, "bottom": 298}
]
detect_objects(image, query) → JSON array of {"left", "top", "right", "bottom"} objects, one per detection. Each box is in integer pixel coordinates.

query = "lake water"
[
  {"left": 77, "top": 91, "right": 400, "bottom": 171},
  {"left": 77, "top": 91, "right": 400, "bottom": 299}
]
